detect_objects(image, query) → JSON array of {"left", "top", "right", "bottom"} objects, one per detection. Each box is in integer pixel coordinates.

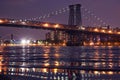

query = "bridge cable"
[
  {"left": 24, "top": 7, "right": 69, "bottom": 21},
  {"left": 81, "top": 6, "right": 108, "bottom": 27}
]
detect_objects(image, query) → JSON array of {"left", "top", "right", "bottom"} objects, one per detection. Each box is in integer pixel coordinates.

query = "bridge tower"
[
  {"left": 67, "top": 4, "right": 83, "bottom": 46},
  {"left": 75, "top": 4, "right": 82, "bottom": 26},
  {"left": 68, "top": 5, "right": 74, "bottom": 25},
  {"left": 68, "top": 4, "right": 82, "bottom": 26}
]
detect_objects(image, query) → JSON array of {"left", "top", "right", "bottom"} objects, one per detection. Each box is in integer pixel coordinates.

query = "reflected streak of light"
[
  {"left": 33, "top": 68, "right": 36, "bottom": 72},
  {"left": 0, "top": 56, "right": 3, "bottom": 72},
  {"left": 26, "top": 68, "right": 29, "bottom": 71},
  {"left": 94, "top": 28, "right": 99, "bottom": 32},
  {"left": 42, "top": 68, "right": 47, "bottom": 72},
  {"left": 54, "top": 68, "right": 58, "bottom": 73},
  {"left": 80, "top": 70, "right": 85, "bottom": 74},
  {"left": 54, "top": 53, "right": 60, "bottom": 58},
  {"left": 44, "top": 49, "right": 50, "bottom": 54},
  {"left": 108, "top": 71, "right": 113, "bottom": 75},
  {"left": 102, "top": 71, "right": 106, "bottom": 74},
  {"left": 94, "top": 51, "right": 99, "bottom": 61},
  {"left": 94, "top": 63, "right": 100, "bottom": 67},
  {"left": 43, "top": 23, "right": 49, "bottom": 27},
  {"left": 55, "top": 61, "right": 59, "bottom": 66},
  {"left": 0, "top": 19, "right": 4, "bottom": 23},
  {"left": 109, "top": 63, "right": 113, "bottom": 68},
  {"left": 44, "top": 63, "right": 49, "bottom": 67},
  {"left": 21, "top": 68, "right": 25, "bottom": 72},
  {"left": 0, "top": 46, "right": 4, "bottom": 52},
  {"left": 89, "top": 42, "right": 94, "bottom": 46},
  {"left": 43, "top": 54, "right": 49, "bottom": 58},
  {"left": 94, "top": 71, "right": 100, "bottom": 74}
]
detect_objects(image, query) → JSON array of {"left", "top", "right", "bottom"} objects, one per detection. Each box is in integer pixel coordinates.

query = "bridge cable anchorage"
[
  {"left": 24, "top": 6, "right": 69, "bottom": 21},
  {"left": 81, "top": 6, "right": 108, "bottom": 27}
]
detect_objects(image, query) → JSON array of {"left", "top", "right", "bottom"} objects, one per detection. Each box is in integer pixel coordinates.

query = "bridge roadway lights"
[{"left": 65, "top": 30, "right": 120, "bottom": 46}]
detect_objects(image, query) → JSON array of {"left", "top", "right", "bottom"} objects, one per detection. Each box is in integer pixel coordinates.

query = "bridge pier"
[{"left": 66, "top": 31, "right": 84, "bottom": 46}]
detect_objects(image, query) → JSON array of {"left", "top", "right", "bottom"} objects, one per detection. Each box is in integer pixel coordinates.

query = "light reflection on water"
[{"left": 0, "top": 46, "right": 120, "bottom": 80}]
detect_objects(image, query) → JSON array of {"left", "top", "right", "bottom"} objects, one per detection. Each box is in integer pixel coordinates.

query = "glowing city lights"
[
  {"left": 108, "top": 30, "right": 112, "bottom": 33},
  {"left": 55, "top": 61, "right": 59, "bottom": 66},
  {"left": 81, "top": 27, "right": 85, "bottom": 30},
  {"left": 89, "top": 42, "right": 94, "bottom": 46},
  {"left": 44, "top": 63, "right": 49, "bottom": 67},
  {"left": 42, "top": 68, "right": 47, "bottom": 72},
  {"left": 101, "top": 29, "right": 105, "bottom": 33},
  {"left": 78, "top": 26, "right": 85, "bottom": 30},
  {"left": 43, "top": 23, "right": 49, "bottom": 27},
  {"left": 108, "top": 71, "right": 113, "bottom": 75},
  {"left": 94, "top": 71, "right": 100, "bottom": 74},
  {"left": 117, "top": 32, "right": 120, "bottom": 34},
  {"left": 94, "top": 28, "right": 99, "bottom": 32},
  {"left": 53, "top": 68, "right": 58, "bottom": 73},
  {"left": 21, "top": 21, "right": 27, "bottom": 25},
  {"left": 0, "top": 19, "right": 4, "bottom": 23},
  {"left": 11, "top": 20, "right": 16, "bottom": 23},
  {"left": 21, "top": 39, "right": 30, "bottom": 44},
  {"left": 1, "top": 18, "right": 120, "bottom": 37},
  {"left": 1, "top": 18, "right": 120, "bottom": 47},
  {"left": 54, "top": 24, "right": 59, "bottom": 28}
]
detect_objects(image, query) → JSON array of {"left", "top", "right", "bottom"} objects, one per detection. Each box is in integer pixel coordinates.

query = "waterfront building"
[{"left": 45, "top": 31, "right": 67, "bottom": 45}]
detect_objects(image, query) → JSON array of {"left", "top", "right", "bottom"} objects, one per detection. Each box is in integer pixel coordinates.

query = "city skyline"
[{"left": 0, "top": 0, "right": 120, "bottom": 40}]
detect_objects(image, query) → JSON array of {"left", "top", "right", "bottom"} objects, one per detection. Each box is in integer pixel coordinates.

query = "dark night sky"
[{"left": 0, "top": 0, "right": 120, "bottom": 40}]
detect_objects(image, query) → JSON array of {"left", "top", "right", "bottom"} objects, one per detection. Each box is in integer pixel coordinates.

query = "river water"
[{"left": 0, "top": 46, "right": 120, "bottom": 80}]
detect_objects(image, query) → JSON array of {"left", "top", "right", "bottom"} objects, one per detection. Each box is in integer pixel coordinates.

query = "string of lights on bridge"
[
  {"left": 0, "top": 4, "right": 120, "bottom": 35},
  {"left": 23, "top": 5, "right": 108, "bottom": 27},
  {"left": 81, "top": 6, "right": 108, "bottom": 27},
  {"left": 26, "top": 7, "right": 69, "bottom": 21},
  {"left": 0, "top": 18, "right": 120, "bottom": 35},
  {"left": 0, "top": 5, "right": 109, "bottom": 28}
]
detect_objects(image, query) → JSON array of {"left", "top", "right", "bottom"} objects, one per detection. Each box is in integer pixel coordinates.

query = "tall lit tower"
[
  {"left": 68, "top": 5, "right": 75, "bottom": 25},
  {"left": 68, "top": 4, "right": 82, "bottom": 26},
  {"left": 75, "top": 4, "right": 82, "bottom": 26}
]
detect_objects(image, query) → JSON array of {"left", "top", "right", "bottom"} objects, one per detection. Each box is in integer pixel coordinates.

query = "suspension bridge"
[{"left": 0, "top": 4, "right": 120, "bottom": 46}]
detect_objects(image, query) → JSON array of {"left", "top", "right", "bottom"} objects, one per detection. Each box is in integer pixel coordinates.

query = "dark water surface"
[{"left": 0, "top": 46, "right": 120, "bottom": 80}]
